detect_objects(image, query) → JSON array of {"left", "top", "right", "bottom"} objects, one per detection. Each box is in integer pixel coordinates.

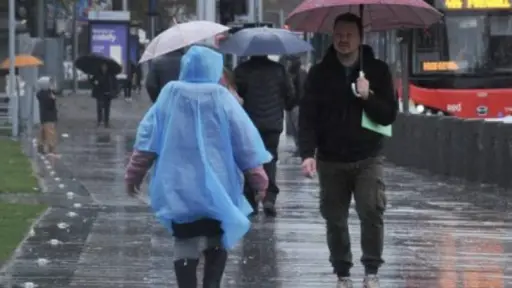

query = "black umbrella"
[{"left": 74, "top": 53, "right": 122, "bottom": 76}]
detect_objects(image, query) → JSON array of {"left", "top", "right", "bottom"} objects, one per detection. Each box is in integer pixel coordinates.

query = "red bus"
[{"left": 311, "top": 0, "right": 512, "bottom": 118}]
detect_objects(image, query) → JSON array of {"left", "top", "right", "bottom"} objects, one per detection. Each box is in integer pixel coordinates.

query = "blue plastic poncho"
[{"left": 134, "top": 45, "right": 272, "bottom": 249}]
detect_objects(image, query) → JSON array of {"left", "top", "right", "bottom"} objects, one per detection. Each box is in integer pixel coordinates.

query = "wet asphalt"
[{"left": 1, "top": 93, "right": 511, "bottom": 288}]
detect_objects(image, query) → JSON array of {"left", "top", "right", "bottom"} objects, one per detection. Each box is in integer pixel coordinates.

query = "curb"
[{"left": 0, "top": 207, "right": 52, "bottom": 280}]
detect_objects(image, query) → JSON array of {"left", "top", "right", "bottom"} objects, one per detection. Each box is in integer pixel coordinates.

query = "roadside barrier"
[{"left": 383, "top": 114, "right": 512, "bottom": 189}]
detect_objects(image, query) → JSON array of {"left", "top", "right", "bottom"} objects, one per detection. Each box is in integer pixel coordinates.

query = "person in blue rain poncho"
[{"left": 125, "top": 45, "right": 272, "bottom": 288}]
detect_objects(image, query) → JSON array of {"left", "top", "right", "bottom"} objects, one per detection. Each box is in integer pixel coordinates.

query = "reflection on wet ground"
[{"left": 1, "top": 95, "right": 512, "bottom": 287}]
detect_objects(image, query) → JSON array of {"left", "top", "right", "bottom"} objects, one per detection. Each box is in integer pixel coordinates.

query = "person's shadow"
[{"left": 236, "top": 217, "right": 279, "bottom": 288}]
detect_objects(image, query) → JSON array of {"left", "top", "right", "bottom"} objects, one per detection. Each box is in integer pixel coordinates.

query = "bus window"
[
  {"left": 412, "top": 16, "right": 487, "bottom": 74},
  {"left": 489, "top": 16, "right": 512, "bottom": 72}
]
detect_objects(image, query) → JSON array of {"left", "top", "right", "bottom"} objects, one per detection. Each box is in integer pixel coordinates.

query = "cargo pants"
[{"left": 317, "top": 157, "right": 387, "bottom": 277}]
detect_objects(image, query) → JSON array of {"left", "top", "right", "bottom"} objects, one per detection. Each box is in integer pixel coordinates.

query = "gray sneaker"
[
  {"left": 363, "top": 275, "right": 380, "bottom": 288},
  {"left": 336, "top": 277, "right": 354, "bottom": 288}
]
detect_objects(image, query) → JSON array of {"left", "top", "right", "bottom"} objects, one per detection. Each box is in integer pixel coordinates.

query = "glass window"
[
  {"left": 489, "top": 15, "right": 512, "bottom": 72},
  {"left": 412, "top": 14, "right": 512, "bottom": 75},
  {"left": 412, "top": 16, "right": 487, "bottom": 74}
]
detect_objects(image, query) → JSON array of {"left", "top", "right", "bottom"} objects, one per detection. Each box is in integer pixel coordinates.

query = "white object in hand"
[{"left": 351, "top": 71, "right": 365, "bottom": 97}]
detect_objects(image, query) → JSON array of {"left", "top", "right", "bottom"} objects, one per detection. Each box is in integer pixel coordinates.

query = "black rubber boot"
[
  {"left": 263, "top": 192, "right": 277, "bottom": 217},
  {"left": 202, "top": 247, "right": 228, "bottom": 288},
  {"left": 174, "top": 258, "right": 199, "bottom": 288}
]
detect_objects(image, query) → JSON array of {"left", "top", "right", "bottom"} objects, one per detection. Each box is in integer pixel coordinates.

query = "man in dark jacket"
[
  {"left": 90, "top": 63, "right": 118, "bottom": 128},
  {"left": 299, "top": 13, "right": 397, "bottom": 288},
  {"left": 145, "top": 49, "right": 184, "bottom": 102},
  {"left": 235, "top": 55, "right": 296, "bottom": 217}
]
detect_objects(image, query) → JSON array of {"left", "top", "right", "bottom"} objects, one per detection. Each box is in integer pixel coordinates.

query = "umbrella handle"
[
  {"left": 351, "top": 83, "right": 360, "bottom": 97},
  {"left": 351, "top": 71, "right": 365, "bottom": 97}
]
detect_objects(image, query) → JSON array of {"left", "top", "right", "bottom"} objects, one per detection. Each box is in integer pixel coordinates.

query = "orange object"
[{"left": 0, "top": 54, "right": 43, "bottom": 69}]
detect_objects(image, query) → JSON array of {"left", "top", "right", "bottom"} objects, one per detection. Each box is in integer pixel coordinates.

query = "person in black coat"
[
  {"left": 145, "top": 49, "right": 184, "bottom": 103},
  {"left": 234, "top": 55, "right": 297, "bottom": 217},
  {"left": 299, "top": 14, "right": 397, "bottom": 287},
  {"left": 36, "top": 76, "right": 58, "bottom": 154},
  {"left": 90, "top": 63, "right": 117, "bottom": 128}
]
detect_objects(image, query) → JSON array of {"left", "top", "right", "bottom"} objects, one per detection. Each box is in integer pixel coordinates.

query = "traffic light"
[
  {"left": 233, "top": 0, "right": 247, "bottom": 15},
  {"left": 219, "top": 0, "right": 234, "bottom": 25},
  {"left": 219, "top": 0, "right": 249, "bottom": 25},
  {"left": 15, "top": 0, "right": 28, "bottom": 20},
  {"left": 15, "top": 0, "right": 36, "bottom": 37}
]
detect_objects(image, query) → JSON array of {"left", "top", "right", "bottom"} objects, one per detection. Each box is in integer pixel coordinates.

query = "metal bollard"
[
  {"left": 493, "top": 123, "right": 508, "bottom": 188},
  {"left": 407, "top": 115, "right": 419, "bottom": 168},
  {"left": 497, "top": 124, "right": 512, "bottom": 188},
  {"left": 462, "top": 119, "right": 482, "bottom": 183},
  {"left": 479, "top": 121, "right": 497, "bottom": 184},
  {"left": 416, "top": 115, "right": 430, "bottom": 170},
  {"left": 486, "top": 122, "right": 502, "bottom": 185},
  {"left": 432, "top": 117, "right": 444, "bottom": 174},
  {"left": 384, "top": 113, "right": 403, "bottom": 163},
  {"left": 449, "top": 118, "right": 465, "bottom": 179},
  {"left": 424, "top": 116, "right": 437, "bottom": 172},
  {"left": 465, "top": 120, "right": 485, "bottom": 182},
  {"left": 400, "top": 114, "right": 413, "bottom": 167},
  {"left": 438, "top": 117, "right": 453, "bottom": 177},
  {"left": 410, "top": 115, "right": 422, "bottom": 168}
]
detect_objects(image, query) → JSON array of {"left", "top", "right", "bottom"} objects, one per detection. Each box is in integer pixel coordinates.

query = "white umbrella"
[{"left": 139, "top": 20, "right": 230, "bottom": 63}]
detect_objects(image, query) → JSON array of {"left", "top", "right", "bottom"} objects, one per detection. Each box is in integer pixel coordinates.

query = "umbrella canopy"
[
  {"left": 0, "top": 55, "right": 43, "bottom": 69},
  {"left": 74, "top": 54, "right": 122, "bottom": 76},
  {"left": 139, "top": 20, "right": 230, "bottom": 63},
  {"left": 218, "top": 27, "right": 313, "bottom": 57},
  {"left": 286, "top": 0, "right": 443, "bottom": 32}
]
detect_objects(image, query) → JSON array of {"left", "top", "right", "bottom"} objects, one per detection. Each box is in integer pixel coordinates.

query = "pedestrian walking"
[
  {"left": 145, "top": 49, "right": 184, "bottom": 103},
  {"left": 284, "top": 55, "right": 307, "bottom": 155},
  {"left": 123, "top": 63, "right": 134, "bottom": 102},
  {"left": 298, "top": 13, "right": 397, "bottom": 288},
  {"left": 125, "top": 45, "right": 272, "bottom": 288},
  {"left": 235, "top": 55, "right": 296, "bottom": 217},
  {"left": 89, "top": 63, "right": 117, "bottom": 128},
  {"left": 36, "top": 76, "right": 58, "bottom": 155},
  {"left": 133, "top": 63, "right": 143, "bottom": 94}
]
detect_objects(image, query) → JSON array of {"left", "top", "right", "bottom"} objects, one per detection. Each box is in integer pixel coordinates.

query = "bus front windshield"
[{"left": 412, "top": 14, "right": 512, "bottom": 75}]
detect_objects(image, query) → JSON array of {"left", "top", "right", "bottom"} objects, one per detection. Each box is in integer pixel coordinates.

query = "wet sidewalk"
[{"left": 1, "top": 93, "right": 512, "bottom": 287}]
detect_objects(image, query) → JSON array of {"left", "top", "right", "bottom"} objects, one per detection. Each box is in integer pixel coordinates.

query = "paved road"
[{"left": 1, "top": 93, "right": 512, "bottom": 288}]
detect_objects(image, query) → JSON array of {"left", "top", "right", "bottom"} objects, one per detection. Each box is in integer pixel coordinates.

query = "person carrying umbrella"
[
  {"left": 218, "top": 26, "right": 311, "bottom": 217},
  {"left": 140, "top": 20, "right": 231, "bottom": 103},
  {"left": 234, "top": 55, "right": 296, "bottom": 217},
  {"left": 75, "top": 54, "right": 121, "bottom": 127},
  {"left": 299, "top": 13, "right": 398, "bottom": 288},
  {"left": 145, "top": 49, "right": 184, "bottom": 103},
  {"left": 89, "top": 63, "right": 118, "bottom": 128}
]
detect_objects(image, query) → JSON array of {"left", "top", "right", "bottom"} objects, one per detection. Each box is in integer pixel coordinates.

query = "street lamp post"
[{"left": 8, "top": 0, "right": 18, "bottom": 137}]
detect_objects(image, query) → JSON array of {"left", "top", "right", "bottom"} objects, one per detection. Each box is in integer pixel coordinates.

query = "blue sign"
[{"left": 89, "top": 22, "right": 129, "bottom": 76}]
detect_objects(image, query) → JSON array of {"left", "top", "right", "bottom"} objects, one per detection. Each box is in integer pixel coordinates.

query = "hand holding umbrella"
[{"left": 352, "top": 71, "right": 370, "bottom": 99}]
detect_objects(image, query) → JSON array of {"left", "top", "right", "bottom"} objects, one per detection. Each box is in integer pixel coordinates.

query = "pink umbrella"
[{"left": 286, "top": 0, "right": 443, "bottom": 33}]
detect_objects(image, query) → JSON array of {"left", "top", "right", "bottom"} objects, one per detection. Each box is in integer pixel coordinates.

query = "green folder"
[{"left": 361, "top": 111, "right": 392, "bottom": 137}]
